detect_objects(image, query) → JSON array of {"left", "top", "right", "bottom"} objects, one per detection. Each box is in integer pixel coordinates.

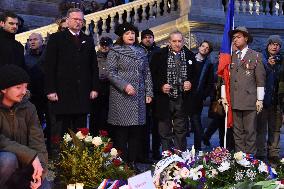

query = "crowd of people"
[{"left": 0, "top": 7, "right": 284, "bottom": 189}]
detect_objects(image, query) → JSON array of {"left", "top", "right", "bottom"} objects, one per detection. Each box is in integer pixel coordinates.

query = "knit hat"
[
  {"left": 229, "top": 26, "right": 253, "bottom": 43},
  {"left": 266, "top": 35, "right": 282, "bottom": 47},
  {"left": 141, "top": 29, "right": 154, "bottom": 39},
  {"left": 99, "top": 36, "right": 113, "bottom": 46},
  {"left": 114, "top": 22, "right": 139, "bottom": 37},
  {"left": 0, "top": 65, "right": 30, "bottom": 90}
]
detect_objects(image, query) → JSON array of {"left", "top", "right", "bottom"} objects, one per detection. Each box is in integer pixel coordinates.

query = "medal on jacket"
[{"left": 245, "top": 63, "right": 251, "bottom": 76}]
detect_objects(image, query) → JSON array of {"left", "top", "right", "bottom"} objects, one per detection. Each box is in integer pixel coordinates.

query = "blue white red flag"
[{"left": 217, "top": 0, "right": 234, "bottom": 128}]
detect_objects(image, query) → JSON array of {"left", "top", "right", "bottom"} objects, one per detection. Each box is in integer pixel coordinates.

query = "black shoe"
[{"left": 203, "top": 137, "right": 211, "bottom": 147}]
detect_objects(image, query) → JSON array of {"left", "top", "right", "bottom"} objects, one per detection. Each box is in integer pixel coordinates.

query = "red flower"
[
  {"left": 77, "top": 128, "right": 89, "bottom": 136},
  {"left": 201, "top": 169, "right": 206, "bottom": 177},
  {"left": 99, "top": 130, "right": 108, "bottom": 137},
  {"left": 103, "top": 142, "right": 113, "bottom": 153},
  {"left": 252, "top": 159, "right": 259, "bottom": 165},
  {"left": 281, "top": 180, "right": 284, "bottom": 185},
  {"left": 51, "top": 135, "right": 61, "bottom": 144},
  {"left": 113, "top": 158, "right": 122, "bottom": 166},
  {"left": 176, "top": 162, "right": 185, "bottom": 168}
]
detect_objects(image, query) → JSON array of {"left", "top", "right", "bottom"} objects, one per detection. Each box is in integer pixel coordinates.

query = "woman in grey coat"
[{"left": 106, "top": 22, "right": 153, "bottom": 168}]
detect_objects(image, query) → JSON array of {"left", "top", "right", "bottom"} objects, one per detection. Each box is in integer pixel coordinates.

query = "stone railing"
[
  {"left": 223, "top": 0, "right": 284, "bottom": 16},
  {"left": 16, "top": 0, "right": 183, "bottom": 46}
]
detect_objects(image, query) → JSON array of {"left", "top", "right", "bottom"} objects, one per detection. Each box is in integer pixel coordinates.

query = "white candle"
[
  {"left": 76, "top": 183, "right": 84, "bottom": 189},
  {"left": 67, "top": 184, "right": 76, "bottom": 189},
  {"left": 191, "top": 145, "right": 195, "bottom": 157}
]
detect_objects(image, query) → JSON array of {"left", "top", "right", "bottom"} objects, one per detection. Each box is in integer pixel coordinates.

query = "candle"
[
  {"left": 191, "top": 145, "right": 195, "bottom": 157},
  {"left": 76, "top": 183, "right": 84, "bottom": 189},
  {"left": 67, "top": 184, "right": 76, "bottom": 189}
]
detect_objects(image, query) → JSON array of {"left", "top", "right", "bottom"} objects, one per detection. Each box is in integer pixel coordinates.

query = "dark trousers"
[
  {"left": 190, "top": 113, "right": 204, "bottom": 151},
  {"left": 89, "top": 80, "right": 110, "bottom": 136},
  {"left": 141, "top": 104, "right": 161, "bottom": 160},
  {"left": 256, "top": 105, "right": 282, "bottom": 158},
  {"left": 233, "top": 110, "right": 257, "bottom": 155},
  {"left": 111, "top": 125, "right": 144, "bottom": 162},
  {"left": 49, "top": 114, "right": 87, "bottom": 158},
  {"left": 203, "top": 117, "right": 235, "bottom": 151},
  {"left": 158, "top": 97, "right": 187, "bottom": 151}
]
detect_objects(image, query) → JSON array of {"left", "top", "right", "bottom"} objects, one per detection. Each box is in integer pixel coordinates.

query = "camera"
[{"left": 273, "top": 55, "right": 281, "bottom": 63}]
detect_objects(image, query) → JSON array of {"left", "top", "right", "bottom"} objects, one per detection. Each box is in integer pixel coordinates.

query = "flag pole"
[{"left": 224, "top": 104, "right": 228, "bottom": 149}]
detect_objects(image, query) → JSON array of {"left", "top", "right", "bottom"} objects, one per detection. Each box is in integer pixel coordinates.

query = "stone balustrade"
[
  {"left": 223, "top": 0, "right": 284, "bottom": 16},
  {"left": 16, "top": 0, "right": 181, "bottom": 46}
]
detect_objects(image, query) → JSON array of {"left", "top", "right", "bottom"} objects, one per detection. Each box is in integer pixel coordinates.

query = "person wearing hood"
[
  {"left": 221, "top": 26, "right": 266, "bottom": 155},
  {"left": 0, "top": 11, "right": 25, "bottom": 69},
  {"left": 256, "top": 35, "right": 283, "bottom": 164},
  {"left": 89, "top": 36, "right": 113, "bottom": 135},
  {"left": 0, "top": 65, "right": 50, "bottom": 189}
]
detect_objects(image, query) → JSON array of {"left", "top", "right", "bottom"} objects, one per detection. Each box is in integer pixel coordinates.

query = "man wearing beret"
[
  {"left": 221, "top": 26, "right": 266, "bottom": 155},
  {"left": 0, "top": 65, "right": 49, "bottom": 189},
  {"left": 256, "top": 35, "right": 283, "bottom": 163}
]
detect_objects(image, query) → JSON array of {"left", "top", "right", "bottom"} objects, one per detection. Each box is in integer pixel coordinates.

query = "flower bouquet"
[
  {"left": 153, "top": 146, "right": 284, "bottom": 189},
  {"left": 56, "top": 129, "right": 134, "bottom": 188}
]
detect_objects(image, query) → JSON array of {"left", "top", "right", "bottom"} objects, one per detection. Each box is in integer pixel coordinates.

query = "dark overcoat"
[
  {"left": 0, "top": 28, "right": 25, "bottom": 68},
  {"left": 150, "top": 46, "right": 195, "bottom": 120},
  {"left": 44, "top": 30, "right": 99, "bottom": 114}
]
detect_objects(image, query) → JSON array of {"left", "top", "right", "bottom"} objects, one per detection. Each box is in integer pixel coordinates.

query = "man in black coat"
[
  {"left": 0, "top": 11, "right": 25, "bottom": 68},
  {"left": 150, "top": 31, "right": 195, "bottom": 151},
  {"left": 44, "top": 8, "right": 99, "bottom": 143}
]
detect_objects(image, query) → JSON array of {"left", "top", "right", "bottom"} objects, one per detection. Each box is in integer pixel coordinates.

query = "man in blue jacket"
[{"left": 256, "top": 35, "right": 283, "bottom": 164}]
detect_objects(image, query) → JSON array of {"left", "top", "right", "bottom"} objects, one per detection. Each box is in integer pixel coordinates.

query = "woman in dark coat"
[{"left": 106, "top": 22, "right": 153, "bottom": 169}]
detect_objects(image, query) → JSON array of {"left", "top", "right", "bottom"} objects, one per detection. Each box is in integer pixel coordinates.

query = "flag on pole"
[{"left": 217, "top": 0, "right": 234, "bottom": 128}]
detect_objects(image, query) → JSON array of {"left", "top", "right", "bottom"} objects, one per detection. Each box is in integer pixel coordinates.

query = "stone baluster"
[
  {"left": 159, "top": 0, "right": 163, "bottom": 16},
  {"left": 247, "top": 0, "right": 252, "bottom": 14},
  {"left": 272, "top": 0, "right": 277, "bottom": 15},
  {"left": 279, "top": 0, "right": 284, "bottom": 15},
  {"left": 257, "top": 0, "right": 263, "bottom": 15},
  {"left": 134, "top": 7, "right": 139, "bottom": 24},
  {"left": 163, "top": 0, "right": 168, "bottom": 15},
  {"left": 85, "top": 19, "right": 91, "bottom": 35},
  {"left": 252, "top": 0, "right": 257, "bottom": 14},
  {"left": 126, "top": 9, "right": 131, "bottom": 23},
  {"left": 101, "top": 18, "right": 107, "bottom": 33},
  {"left": 142, "top": 4, "right": 147, "bottom": 20},
  {"left": 235, "top": 0, "right": 241, "bottom": 14},
  {"left": 110, "top": 14, "right": 115, "bottom": 31},
  {"left": 265, "top": 0, "right": 271, "bottom": 15},
  {"left": 149, "top": 1, "right": 154, "bottom": 17},
  {"left": 240, "top": 0, "right": 247, "bottom": 13},
  {"left": 118, "top": 12, "right": 123, "bottom": 24},
  {"left": 168, "top": 0, "right": 172, "bottom": 12}
]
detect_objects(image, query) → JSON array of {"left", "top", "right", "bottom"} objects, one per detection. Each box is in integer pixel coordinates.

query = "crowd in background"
[{"left": 0, "top": 7, "right": 284, "bottom": 189}]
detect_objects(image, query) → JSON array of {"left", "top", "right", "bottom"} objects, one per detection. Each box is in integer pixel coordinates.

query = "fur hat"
[
  {"left": 0, "top": 65, "right": 30, "bottom": 90},
  {"left": 114, "top": 22, "right": 139, "bottom": 37},
  {"left": 141, "top": 29, "right": 154, "bottom": 39},
  {"left": 229, "top": 26, "right": 253, "bottom": 43},
  {"left": 266, "top": 35, "right": 282, "bottom": 47}
]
